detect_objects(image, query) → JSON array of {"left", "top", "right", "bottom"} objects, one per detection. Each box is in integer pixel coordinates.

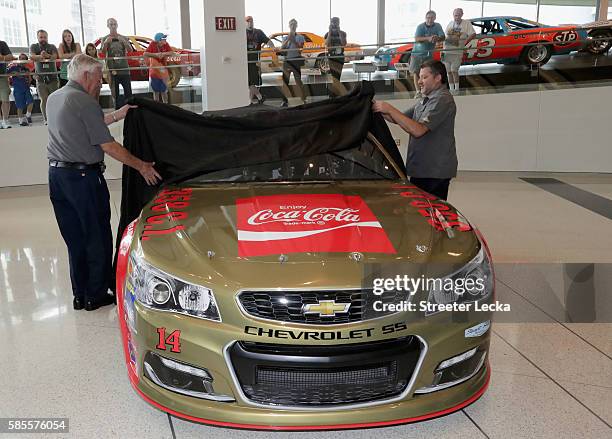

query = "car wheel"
[
  {"left": 315, "top": 54, "right": 330, "bottom": 74},
  {"left": 399, "top": 52, "right": 411, "bottom": 63},
  {"left": 587, "top": 29, "right": 612, "bottom": 54},
  {"left": 521, "top": 43, "right": 552, "bottom": 66},
  {"left": 168, "top": 66, "right": 181, "bottom": 88}
]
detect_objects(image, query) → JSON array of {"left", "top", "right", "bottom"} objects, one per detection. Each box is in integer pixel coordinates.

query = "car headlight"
[
  {"left": 426, "top": 244, "right": 493, "bottom": 316},
  {"left": 128, "top": 253, "right": 221, "bottom": 322}
]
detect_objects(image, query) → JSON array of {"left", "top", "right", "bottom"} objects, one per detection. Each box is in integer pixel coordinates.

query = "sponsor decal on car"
[
  {"left": 236, "top": 194, "right": 397, "bottom": 257},
  {"left": 142, "top": 188, "right": 192, "bottom": 241}
]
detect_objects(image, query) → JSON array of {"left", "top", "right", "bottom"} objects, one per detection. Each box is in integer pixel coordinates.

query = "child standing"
[{"left": 8, "top": 54, "right": 34, "bottom": 126}]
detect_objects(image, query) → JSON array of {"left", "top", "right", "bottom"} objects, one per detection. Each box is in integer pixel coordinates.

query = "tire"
[
  {"left": 520, "top": 42, "right": 552, "bottom": 67},
  {"left": 399, "top": 52, "right": 411, "bottom": 64},
  {"left": 587, "top": 29, "right": 612, "bottom": 55},
  {"left": 168, "top": 66, "right": 181, "bottom": 88},
  {"left": 315, "top": 54, "right": 330, "bottom": 74}
]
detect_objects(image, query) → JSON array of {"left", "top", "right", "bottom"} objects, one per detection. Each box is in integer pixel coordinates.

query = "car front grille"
[
  {"left": 229, "top": 337, "right": 421, "bottom": 407},
  {"left": 237, "top": 289, "right": 408, "bottom": 324}
]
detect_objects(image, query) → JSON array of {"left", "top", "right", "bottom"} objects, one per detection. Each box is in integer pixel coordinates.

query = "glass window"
[
  {"left": 430, "top": 1, "right": 483, "bottom": 23},
  {"left": 134, "top": 0, "right": 181, "bottom": 46},
  {"left": 246, "top": 0, "right": 283, "bottom": 37},
  {"left": 188, "top": 0, "right": 203, "bottom": 49},
  {"left": 26, "top": 0, "right": 83, "bottom": 49},
  {"left": 538, "top": 1, "right": 597, "bottom": 25},
  {"left": 0, "top": 0, "right": 26, "bottom": 47},
  {"left": 83, "top": 0, "right": 134, "bottom": 45},
  {"left": 385, "top": 0, "right": 431, "bottom": 44},
  {"left": 25, "top": 0, "right": 42, "bottom": 15},
  {"left": 330, "top": 0, "right": 377, "bottom": 46},
  {"left": 482, "top": 1, "right": 538, "bottom": 22},
  {"left": 282, "top": 0, "right": 330, "bottom": 36}
]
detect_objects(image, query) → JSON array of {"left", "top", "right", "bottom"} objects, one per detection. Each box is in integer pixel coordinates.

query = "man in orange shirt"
[{"left": 144, "top": 33, "right": 175, "bottom": 103}]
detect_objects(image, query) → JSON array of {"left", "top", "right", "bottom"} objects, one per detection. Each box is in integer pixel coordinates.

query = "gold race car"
[
  {"left": 259, "top": 31, "right": 364, "bottom": 74},
  {"left": 115, "top": 92, "right": 494, "bottom": 430}
]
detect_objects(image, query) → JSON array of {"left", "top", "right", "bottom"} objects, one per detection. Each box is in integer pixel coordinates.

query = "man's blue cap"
[{"left": 154, "top": 32, "right": 168, "bottom": 42}]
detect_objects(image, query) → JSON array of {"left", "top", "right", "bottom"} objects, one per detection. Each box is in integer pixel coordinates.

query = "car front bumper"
[{"left": 119, "top": 296, "right": 491, "bottom": 429}]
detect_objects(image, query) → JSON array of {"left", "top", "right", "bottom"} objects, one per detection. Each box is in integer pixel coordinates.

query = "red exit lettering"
[{"left": 215, "top": 16, "right": 236, "bottom": 31}]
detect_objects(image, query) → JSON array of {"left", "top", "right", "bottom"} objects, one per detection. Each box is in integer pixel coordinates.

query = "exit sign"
[{"left": 215, "top": 17, "right": 236, "bottom": 31}]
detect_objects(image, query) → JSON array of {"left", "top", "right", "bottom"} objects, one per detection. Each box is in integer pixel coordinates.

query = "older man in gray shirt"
[
  {"left": 373, "top": 59, "right": 456, "bottom": 200},
  {"left": 47, "top": 54, "right": 160, "bottom": 312}
]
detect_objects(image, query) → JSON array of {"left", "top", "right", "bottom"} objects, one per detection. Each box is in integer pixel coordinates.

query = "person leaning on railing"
[
  {"left": 0, "top": 38, "right": 15, "bottom": 129},
  {"left": 58, "top": 29, "right": 82, "bottom": 87},
  {"left": 30, "top": 29, "right": 60, "bottom": 125},
  {"left": 410, "top": 11, "right": 445, "bottom": 97},
  {"left": 7, "top": 54, "right": 34, "bottom": 126}
]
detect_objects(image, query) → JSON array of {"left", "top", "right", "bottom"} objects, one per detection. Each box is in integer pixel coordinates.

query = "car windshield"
[
  {"left": 185, "top": 138, "right": 400, "bottom": 184},
  {"left": 505, "top": 18, "right": 541, "bottom": 31}
]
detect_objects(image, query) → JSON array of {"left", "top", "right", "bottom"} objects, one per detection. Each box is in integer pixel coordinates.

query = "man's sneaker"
[
  {"left": 26, "top": 115, "right": 32, "bottom": 124},
  {"left": 19, "top": 120, "right": 29, "bottom": 127},
  {"left": 1, "top": 120, "right": 11, "bottom": 129}
]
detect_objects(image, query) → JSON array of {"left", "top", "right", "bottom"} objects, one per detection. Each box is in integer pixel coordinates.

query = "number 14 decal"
[
  {"left": 465, "top": 38, "right": 495, "bottom": 59},
  {"left": 156, "top": 327, "right": 181, "bottom": 353}
]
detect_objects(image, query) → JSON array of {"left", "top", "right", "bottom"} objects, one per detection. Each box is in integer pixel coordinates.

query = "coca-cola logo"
[
  {"left": 248, "top": 207, "right": 360, "bottom": 226},
  {"left": 236, "top": 194, "right": 396, "bottom": 257}
]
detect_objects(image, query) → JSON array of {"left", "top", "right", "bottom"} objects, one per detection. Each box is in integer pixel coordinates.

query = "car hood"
[{"left": 136, "top": 181, "right": 479, "bottom": 272}]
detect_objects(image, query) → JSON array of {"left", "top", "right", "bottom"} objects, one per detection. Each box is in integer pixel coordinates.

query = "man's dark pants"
[
  {"left": 49, "top": 167, "right": 113, "bottom": 301},
  {"left": 410, "top": 177, "right": 451, "bottom": 201},
  {"left": 281, "top": 60, "right": 305, "bottom": 102},
  {"left": 112, "top": 74, "right": 133, "bottom": 109}
]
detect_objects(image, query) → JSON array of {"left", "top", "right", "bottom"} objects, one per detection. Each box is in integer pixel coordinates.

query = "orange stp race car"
[{"left": 375, "top": 16, "right": 611, "bottom": 70}]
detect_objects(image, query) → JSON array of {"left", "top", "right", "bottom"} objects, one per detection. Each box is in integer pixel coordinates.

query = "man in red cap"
[{"left": 144, "top": 32, "right": 175, "bottom": 103}]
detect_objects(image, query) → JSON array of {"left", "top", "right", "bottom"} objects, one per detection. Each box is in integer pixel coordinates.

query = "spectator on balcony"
[
  {"left": 58, "top": 29, "right": 82, "bottom": 87},
  {"left": 443, "top": 8, "right": 475, "bottom": 93},
  {"left": 7, "top": 54, "right": 34, "bottom": 126},
  {"left": 0, "top": 39, "right": 15, "bottom": 129},
  {"left": 280, "top": 19, "right": 306, "bottom": 107},
  {"left": 144, "top": 33, "right": 175, "bottom": 103},
  {"left": 101, "top": 18, "right": 133, "bottom": 109},
  {"left": 85, "top": 43, "right": 98, "bottom": 59},
  {"left": 324, "top": 16, "right": 347, "bottom": 97},
  {"left": 246, "top": 16, "right": 274, "bottom": 104},
  {"left": 30, "top": 29, "right": 60, "bottom": 124},
  {"left": 409, "top": 11, "right": 445, "bottom": 97}
]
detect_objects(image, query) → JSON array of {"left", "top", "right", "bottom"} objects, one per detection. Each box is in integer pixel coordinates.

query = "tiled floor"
[{"left": 0, "top": 172, "right": 610, "bottom": 438}]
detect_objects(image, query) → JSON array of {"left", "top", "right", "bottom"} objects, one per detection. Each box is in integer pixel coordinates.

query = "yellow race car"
[{"left": 259, "top": 32, "right": 364, "bottom": 73}]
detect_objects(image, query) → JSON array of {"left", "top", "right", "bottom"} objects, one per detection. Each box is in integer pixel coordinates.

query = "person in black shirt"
[
  {"left": 246, "top": 16, "right": 274, "bottom": 104},
  {"left": 324, "top": 17, "right": 347, "bottom": 97}
]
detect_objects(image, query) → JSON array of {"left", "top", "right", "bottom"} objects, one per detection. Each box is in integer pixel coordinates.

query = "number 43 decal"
[
  {"left": 156, "top": 327, "right": 181, "bottom": 353},
  {"left": 465, "top": 38, "right": 495, "bottom": 59}
]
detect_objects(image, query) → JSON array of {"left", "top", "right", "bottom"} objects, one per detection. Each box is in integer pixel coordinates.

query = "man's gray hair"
[{"left": 67, "top": 53, "right": 102, "bottom": 80}]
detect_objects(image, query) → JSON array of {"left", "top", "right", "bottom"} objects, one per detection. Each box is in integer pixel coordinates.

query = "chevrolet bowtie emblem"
[{"left": 303, "top": 300, "right": 351, "bottom": 317}]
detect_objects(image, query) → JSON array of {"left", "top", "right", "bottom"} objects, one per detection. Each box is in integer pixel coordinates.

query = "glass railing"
[{"left": 0, "top": 31, "right": 611, "bottom": 123}]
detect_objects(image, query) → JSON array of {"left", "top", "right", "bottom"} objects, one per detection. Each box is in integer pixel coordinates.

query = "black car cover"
[{"left": 116, "top": 81, "right": 404, "bottom": 253}]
